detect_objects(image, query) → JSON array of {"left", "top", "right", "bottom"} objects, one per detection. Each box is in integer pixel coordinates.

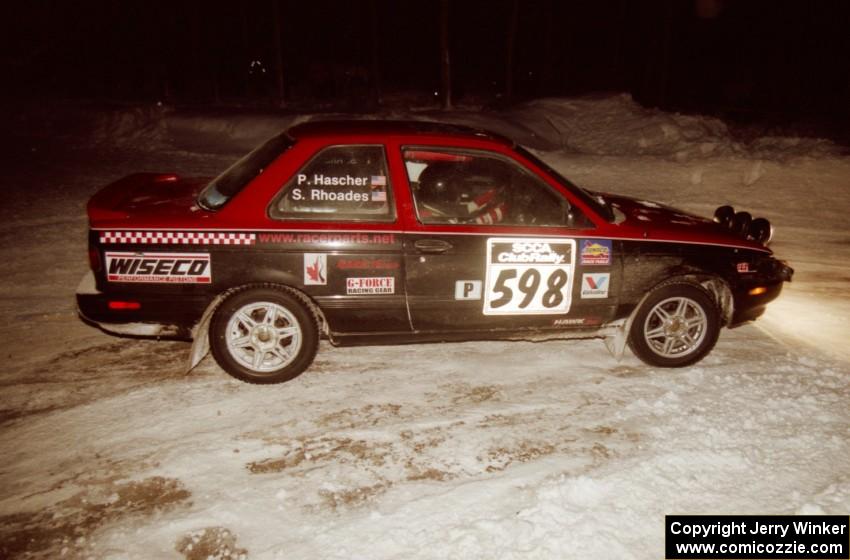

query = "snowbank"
[
  {"left": 72, "top": 94, "right": 843, "bottom": 161},
  {"left": 505, "top": 95, "right": 840, "bottom": 161}
]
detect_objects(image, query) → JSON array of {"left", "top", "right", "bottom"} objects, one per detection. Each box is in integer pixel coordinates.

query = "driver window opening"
[{"left": 402, "top": 147, "right": 592, "bottom": 228}]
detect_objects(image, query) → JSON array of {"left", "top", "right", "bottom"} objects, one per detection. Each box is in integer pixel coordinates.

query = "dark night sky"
[{"left": 4, "top": 1, "right": 850, "bottom": 127}]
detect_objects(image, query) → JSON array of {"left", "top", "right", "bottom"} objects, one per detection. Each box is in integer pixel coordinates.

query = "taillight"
[
  {"left": 108, "top": 301, "right": 141, "bottom": 310},
  {"left": 88, "top": 245, "right": 102, "bottom": 272}
]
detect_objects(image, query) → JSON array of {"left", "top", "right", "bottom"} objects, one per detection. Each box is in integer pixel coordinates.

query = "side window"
[
  {"left": 270, "top": 145, "right": 394, "bottom": 221},
  {"left": 402, "top": 147, "right": 593, "bottom": 228}
]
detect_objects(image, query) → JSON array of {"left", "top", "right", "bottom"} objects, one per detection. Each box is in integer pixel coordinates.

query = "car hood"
[
  {"left": 87, "top": 173, "right": 212, "bottom": 227},
  {"left": 600, "top": 193, "right": 770, "bottom": 252}
]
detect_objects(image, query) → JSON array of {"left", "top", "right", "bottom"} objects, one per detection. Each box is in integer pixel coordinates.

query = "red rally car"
[{"left": 76, "top": 121, "right": 793, "bottom": 384}]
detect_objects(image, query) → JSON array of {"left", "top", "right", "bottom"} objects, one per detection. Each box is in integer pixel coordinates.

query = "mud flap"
[
  {"left": 186, "top": 294, "right": 225, "bottom": 373},
  {"left": 603, "top": 319, "right": 629, "bottom": 360},
  {"left": 604, "top": 292, "right": 652, "bottom": 361}
]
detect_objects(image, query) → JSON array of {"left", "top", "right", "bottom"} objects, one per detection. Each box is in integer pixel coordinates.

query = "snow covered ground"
[{"left": 1, "top": 96, "right": 848, "bottom": 559}]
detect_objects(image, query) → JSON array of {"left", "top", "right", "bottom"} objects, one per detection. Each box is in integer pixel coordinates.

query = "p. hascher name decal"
[
  {"left": 346, "top": 277, "right": 395, "bottom": 295},
  {"left": 484, "top": 238, "right": 575, "bottom": 315},
  {"left": 105, "top": 252, "right": 211, "bottom": 283}
]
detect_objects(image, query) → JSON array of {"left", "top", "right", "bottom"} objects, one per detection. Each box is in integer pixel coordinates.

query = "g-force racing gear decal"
[
  {"left": 105, "top": 252, "right": 211, "bottom": 283},
  {"left": 346, "top": 277, "right": 395, "bottom": 295},
  {"left": 484, "top": 238, "right": 575, "bottom": 315}
]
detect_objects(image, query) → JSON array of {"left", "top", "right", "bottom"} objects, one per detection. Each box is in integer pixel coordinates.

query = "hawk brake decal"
[
  {"left": 483, "top": 238, "right": 575, "bottom": 315},
  {"left": 105, "top": 252, "right": 211, "bottom": 283},
  {"left": 304, "top": 253, "right": 327, "bottom": 285}
]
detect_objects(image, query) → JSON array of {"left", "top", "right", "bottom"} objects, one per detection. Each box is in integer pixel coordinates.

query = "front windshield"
[
  {"left": 516, "top": 146, "right": 615, "bottom": 223},
  {"left": 198, "top": 132, "right": 294, "bottom": 210}
]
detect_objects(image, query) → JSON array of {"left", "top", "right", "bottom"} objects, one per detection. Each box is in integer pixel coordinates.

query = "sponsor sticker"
[
  {"left": 553, "top": 318, "right": 586, "bottom": 326},
  {"left": 105, "top": 252, "right": 211, "bottom": 283},
  {"left": 581, "top": 273, "right": 610, "bottom": 299},
  {"left": 553, "top": 317, "right": 602, "bottom": 326},
  {"left": 257, "top": 232, "right": 397, "bottom": 245},
  {"left": 304, "top": 253, "right": 327, "bottom": 285},
  {"left": 580, "top": 239, "right": 612, "bottom": 265},
  {"left": 336, "top": 258, "right": 399, "bottom": 270},
  {"left": 455, "top": 280, "right": 482, "bottom": 300},
  {"left": 484, "top": 238, "right": 575, "bottom": 315},
  {"left": 346, "top": 277, "right": 395, "bottom": 295}
]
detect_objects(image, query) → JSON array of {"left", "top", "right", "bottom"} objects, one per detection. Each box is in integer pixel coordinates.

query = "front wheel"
[
  {"left": 627, "top": 283, "right": 721, "bottom": 367},
  {"left": 210, "top": 287, "right": 319, "bottom": 384}
]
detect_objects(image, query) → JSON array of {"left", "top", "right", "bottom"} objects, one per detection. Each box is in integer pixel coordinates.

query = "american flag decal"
[{"left": 99, "top": 231, "right": 257, "bottom": 245}]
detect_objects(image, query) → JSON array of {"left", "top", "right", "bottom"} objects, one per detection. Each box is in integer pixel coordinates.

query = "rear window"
[
  {"left": 269, "top": 145, "right": 394, "bottom": 222},
  {"left": 198, "top": 132, "right": 294, "bottom": 211}
]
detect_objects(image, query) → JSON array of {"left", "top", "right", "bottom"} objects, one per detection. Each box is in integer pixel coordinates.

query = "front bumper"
[{"left": 729, "top": 260, "right": 794, "bottom": 326}]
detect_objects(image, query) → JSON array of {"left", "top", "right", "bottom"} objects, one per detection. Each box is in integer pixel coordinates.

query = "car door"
[
  {"left": 398, "top": 145, "right": 621, "bottom": 333},
  {"left": 262, "top": 142, "right": 410, "bottom": 335}
]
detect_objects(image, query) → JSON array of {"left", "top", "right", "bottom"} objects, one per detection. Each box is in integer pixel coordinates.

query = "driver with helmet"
[{"left": 415, "top": 161, "right": 508, "bottom": 225}]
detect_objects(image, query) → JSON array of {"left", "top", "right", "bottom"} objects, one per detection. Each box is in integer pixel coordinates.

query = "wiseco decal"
[{"left": 105, "top": 252, "right": 211, "bottom": 284}]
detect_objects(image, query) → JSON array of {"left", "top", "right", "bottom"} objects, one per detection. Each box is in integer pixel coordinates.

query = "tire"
[
  {"left": 209, "top": 287, "right": 319, "bottom": 384},
  {"left": 627, "top": 282, "right": 720, "bottom": 368}
]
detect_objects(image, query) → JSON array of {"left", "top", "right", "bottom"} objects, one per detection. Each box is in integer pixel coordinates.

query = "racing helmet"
[{"left": 417, "top": 162, "right": 466, "bottom": 214}]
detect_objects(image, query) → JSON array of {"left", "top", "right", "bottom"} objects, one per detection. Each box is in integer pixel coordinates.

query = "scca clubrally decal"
[
  {"left": 483, "top": 238, "right": 576, "bottom": 315},
  {"left": 105, "top": 252, "right": 211, "bottom": 284}
]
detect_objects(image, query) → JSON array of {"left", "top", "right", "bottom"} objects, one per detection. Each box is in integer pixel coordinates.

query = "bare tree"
[
  {"left": 505, "top": 0, "right": 519, "bottom": 101},
  {"left": 272, "top": 0, "right": 286, "bottom": 107},
  {"left": 369, "top": 0, "right": 382, "bottom": 105},
  {"left": 440, "top": 0, "right": 452, "bottom": 109}
]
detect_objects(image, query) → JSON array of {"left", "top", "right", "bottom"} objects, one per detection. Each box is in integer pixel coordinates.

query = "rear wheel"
[
  {"left": 210, "top": 287, "right": 319, "bottom": 384},
  {"left": 628, "top": 283, "right": 720, "bottom": 367}
]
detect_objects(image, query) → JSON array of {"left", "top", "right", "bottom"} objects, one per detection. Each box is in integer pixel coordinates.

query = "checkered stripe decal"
[{"left": 99, "top": 231, "right": 256, "bottom": 245}]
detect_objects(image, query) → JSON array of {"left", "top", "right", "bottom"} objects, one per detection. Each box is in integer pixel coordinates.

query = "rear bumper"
[{"left": 76, "top": 271, "right": 198, "bottom": 338}]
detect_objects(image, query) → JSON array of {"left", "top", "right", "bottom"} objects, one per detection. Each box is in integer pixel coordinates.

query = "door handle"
[{"left": 414, "top": 238, "right": 453, "bottom": 254}]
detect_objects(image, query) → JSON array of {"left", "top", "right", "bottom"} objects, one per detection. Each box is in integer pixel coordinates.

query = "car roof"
[{"left": 286, "top": 119, "right": 513, "bottom": 146}]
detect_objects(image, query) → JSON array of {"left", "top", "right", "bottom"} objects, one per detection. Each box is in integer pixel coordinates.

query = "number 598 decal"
[{"left": 483, "top": 238, "right": 575, "bottom": 315}]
